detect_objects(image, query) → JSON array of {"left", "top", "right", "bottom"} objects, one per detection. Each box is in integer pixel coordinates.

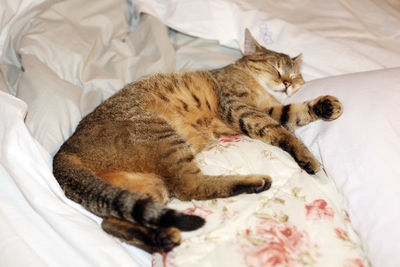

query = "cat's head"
[{"left": 240, "top": 29, "right": 304, "bottom": 99}]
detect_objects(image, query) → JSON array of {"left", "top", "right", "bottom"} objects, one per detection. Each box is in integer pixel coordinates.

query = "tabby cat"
[{"left": 53, "top": 29, "right": 342, "bottom": 252}]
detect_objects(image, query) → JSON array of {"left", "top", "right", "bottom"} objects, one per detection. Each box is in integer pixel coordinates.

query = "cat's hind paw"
[
  {"left": 154, "top": 227, "right": 181, "bottom": 252},
  {"left": 230, "top": 176, "right": 272, "bottom": 196}
]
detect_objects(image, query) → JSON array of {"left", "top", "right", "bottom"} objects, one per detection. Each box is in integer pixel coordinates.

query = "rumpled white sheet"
[
  {"left": 132, "top": 0, "right": 400, "bottom": 80},
  {"left": 0, "top": 91, "right": 150, "bottom": 267}
]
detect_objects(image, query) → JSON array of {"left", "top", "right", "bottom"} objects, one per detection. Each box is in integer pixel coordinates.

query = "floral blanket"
[{"left": 153, "top": 136, "right": 369, "bottom": 267}]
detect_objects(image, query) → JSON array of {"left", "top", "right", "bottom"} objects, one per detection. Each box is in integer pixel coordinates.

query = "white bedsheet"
[
  {"left": 133, "top": 0, "right": 400, "bottom": 80},
  {"left": 0, "top": 91, "right": 150, "bottom": 267}
]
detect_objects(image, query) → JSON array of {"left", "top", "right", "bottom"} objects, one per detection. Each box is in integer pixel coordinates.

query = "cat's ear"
[
  {"left": 243, "top": 28, "right": 263, "bottom": 56},
  {"left": 292, "top": 54, "right": 303, "bottom": 65}
]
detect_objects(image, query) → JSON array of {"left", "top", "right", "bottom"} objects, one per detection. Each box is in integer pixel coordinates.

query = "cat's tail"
[{"left": 52, "top": 152, "right": 205, "bottom": 231}]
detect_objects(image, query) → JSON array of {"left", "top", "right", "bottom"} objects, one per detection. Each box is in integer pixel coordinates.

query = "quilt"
[{"left": 152, "top": 136, "right": 368, "bottom": 267}]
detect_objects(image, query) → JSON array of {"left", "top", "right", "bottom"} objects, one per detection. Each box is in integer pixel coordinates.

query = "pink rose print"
[
  {"left": 344, "top": 258, "right": 364, "bottom": 267},
  {"left": 216, "top": 135, "right": 242, "bottom": 145},
  {"left": 305, "top": 199, "right": 334, "bottom": 221},
  {"left": 239, "top": 220, "right": 315, "bottom": 267},
  {"left": 162, "top": 251, "right": 176, "bottom": 267},
  {"left": 334, "top": 228, "right": 350, "bottom": 242},
  {"left": 152, "top": 251, "right": 176, "bottom": 267},
  {"left": 183, "top": 204, "right": 213, "bottom": 219},
  {"left": 334, "top": 227, "right": 359, "bottom": 250}
]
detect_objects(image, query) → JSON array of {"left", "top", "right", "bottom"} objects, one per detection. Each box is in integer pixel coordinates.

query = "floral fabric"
[{"left": 153, "top": 136, "right": 370, "bottom": 267}]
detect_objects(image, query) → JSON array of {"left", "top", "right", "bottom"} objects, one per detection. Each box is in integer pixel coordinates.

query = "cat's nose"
[{"left": 283, "top": 81, "right": 291, "bottom": 89}]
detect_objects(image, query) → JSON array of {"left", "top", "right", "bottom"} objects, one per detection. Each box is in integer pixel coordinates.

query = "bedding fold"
[{"left": 131, "top": 0, "right": 400, "bottom": 80}]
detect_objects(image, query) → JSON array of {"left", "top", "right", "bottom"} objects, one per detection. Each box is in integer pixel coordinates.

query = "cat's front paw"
[
  {"left": 230, "top": 176, "right": 272, "bottom": 196},
  {"left": 278, "top": 138, "right": 320, "bottom": 174},
  {"left": 312, "top": 95, "right": 343, "bottom": 121},
  {"left": 297, "top": 156, "right": 320, "bottom": 174}
]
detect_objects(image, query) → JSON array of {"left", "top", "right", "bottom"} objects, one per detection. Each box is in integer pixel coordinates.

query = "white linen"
[
  {"left": 132, "top": 0, "right": 400, "bottom": 80},
  {"left": 15, "top": 1, "right": 239, "bottom": 156},
  {"left": 286, "top": 68, "right": 400, "bottom": 267},
  {"left": 14, "top": 0, "right": 176, "bottom": 155},
  {"left": 0, "top": 91, "right": 151, "bottom": 267},
  {"left": 0, "top": 0, "right": 60, "bottom": 94}
]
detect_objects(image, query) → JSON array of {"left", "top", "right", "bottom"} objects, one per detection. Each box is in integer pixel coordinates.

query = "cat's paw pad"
[
  {"left": 154, "top": 227, "right": 181, "bottom": 252},
  {"left": 231, "top": 176, "right": 272, "bottom": 196},
  {"left": 312, "top": 95, "right": 343, "bottom": 121}
]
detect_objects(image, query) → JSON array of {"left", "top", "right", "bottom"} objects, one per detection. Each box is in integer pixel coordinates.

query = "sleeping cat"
[{"left": 53, "top": 29, "right": 342, "bottom": 252}]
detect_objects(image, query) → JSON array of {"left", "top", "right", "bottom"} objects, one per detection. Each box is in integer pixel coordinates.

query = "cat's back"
[{"left": 80, "top": 71, "right": 217, "bottom": 123}]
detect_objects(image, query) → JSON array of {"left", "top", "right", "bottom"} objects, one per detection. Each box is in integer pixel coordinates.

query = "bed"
[{"left": 1, "top": 0, "right": 399, "bottom": 266}]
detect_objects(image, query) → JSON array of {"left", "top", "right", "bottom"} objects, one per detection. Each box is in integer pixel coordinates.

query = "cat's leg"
[
  {"left": 84, "top": 118, "right": 270, "bottom": 202},
  {"left": 98, "top": 172, "right": 180, "bottom": 252},
  {"left": 157, "top": 136, "right": 272, "bottom": 200},
  {"left": 169, "top": 171, "right": 272, "bottom": 201},
  {"left": 266, "top": 95, "right": 343, "bottom": 131},
  {"left": 218, "top": 98, "right": 320, "bottom": 174},
  {"left": 101, "top": 217, "right": 180, "bottom": 252},
  {"left": 99, "top": 172, "right": 170, "bottom": 204},
  {"left": 93, "top": 171, "right": 179, "bottom": 251}
]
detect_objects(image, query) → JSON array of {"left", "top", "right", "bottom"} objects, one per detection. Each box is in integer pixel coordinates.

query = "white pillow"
[{"left": 285, "top": 68, "right": 400, "bottom": 267}]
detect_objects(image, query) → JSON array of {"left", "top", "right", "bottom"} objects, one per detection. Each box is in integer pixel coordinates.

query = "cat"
[{"left": 53, "top": 29, "right": 342, "bottom": 253}]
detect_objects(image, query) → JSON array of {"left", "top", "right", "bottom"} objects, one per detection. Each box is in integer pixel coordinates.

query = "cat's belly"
[
  {"left": 145, "top": 71, "right": 239, "bottom": 153},
  {"left": 171, "top": 117, "right": 238, "bottom": 153}
]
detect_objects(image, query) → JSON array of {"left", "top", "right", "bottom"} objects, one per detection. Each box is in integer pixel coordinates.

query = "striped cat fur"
[{"left": 53, "top": 29, "right": 342, "bottom": 252}]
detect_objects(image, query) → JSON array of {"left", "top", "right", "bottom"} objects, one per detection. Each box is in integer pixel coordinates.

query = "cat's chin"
[
  {"left": 264, "top": 87, "right": 291, "bottom": 104},
  {"left": 286, "top": 88, "right": 300, "bottom": 98},
  {"left": 270, "top": 86, "right": 300, "bottom": 103}
]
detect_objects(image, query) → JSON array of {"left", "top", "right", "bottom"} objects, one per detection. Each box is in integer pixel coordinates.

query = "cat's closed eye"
[{"left": 269, "top": 64, "right": 281, "bottom": 78}]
